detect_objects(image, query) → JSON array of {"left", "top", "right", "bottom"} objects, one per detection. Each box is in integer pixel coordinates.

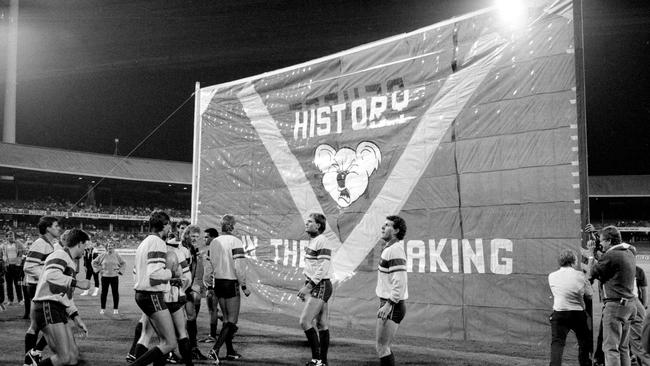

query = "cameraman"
[{"left": 588, "top": 225, "right": 637, "bottom": 366}]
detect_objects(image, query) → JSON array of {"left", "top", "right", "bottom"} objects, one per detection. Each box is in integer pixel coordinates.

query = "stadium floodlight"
[{"left": 495, "top": 0, "right": 527, "bottom": 30}]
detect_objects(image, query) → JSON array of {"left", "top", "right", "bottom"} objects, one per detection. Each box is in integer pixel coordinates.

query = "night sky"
[{"left": 1, "top": 0, "right": 649, "bottom": 175}]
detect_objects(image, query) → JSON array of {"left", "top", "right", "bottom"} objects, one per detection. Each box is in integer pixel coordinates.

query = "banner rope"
[{"left": 70, "top": 92, "right": 196, "bottom": 212}]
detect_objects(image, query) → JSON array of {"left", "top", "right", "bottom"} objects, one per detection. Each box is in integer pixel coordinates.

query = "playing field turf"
[{"left": 0, "top": 255, "right": 573, "bottom": 365}]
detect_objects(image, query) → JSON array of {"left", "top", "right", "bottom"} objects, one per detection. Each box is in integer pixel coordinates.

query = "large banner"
[{"left": 195, "top": 0, "right": 579, "bottom": 344}]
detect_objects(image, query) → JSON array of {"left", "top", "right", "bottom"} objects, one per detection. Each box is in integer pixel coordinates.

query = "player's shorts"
[
  {"left": 33, "top": 300, "right": 68, "bottom": 329},
  {"left": 213, "top": 279, "right": 239, "bottom": 299},
  {"left": 166, "top": 301, "right": 185, "bottom": 313},
  {"left": 378, "top": 298, "right": 406, "bottom": 324},
  {"left": 307, "top": 279, "right": 332, "bottom": 302},
  {"left": 135, "top": 291, "right": 167, "bottom": 316}
]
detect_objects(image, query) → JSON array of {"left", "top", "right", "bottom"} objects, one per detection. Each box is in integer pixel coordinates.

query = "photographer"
[{"left": 588, "top": 225, "right": 637, "bottom": 366}]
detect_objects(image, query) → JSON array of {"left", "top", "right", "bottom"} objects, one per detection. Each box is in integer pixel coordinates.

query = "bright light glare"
[{"left": 495, "top": 0, "right": 527, "bottom": 30}]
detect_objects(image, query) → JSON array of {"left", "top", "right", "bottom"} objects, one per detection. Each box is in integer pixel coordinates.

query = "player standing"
[{"left": 297, "top": 213, "right": 333, "bottom": 366}]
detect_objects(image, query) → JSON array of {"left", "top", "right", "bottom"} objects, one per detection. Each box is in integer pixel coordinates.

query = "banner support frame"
[{"left": 191, "top": 81, "right": 201, "bottom": 224}]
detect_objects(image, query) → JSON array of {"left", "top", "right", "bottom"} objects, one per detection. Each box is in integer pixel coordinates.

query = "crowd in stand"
[{"left": 0, "top": 198, "right": 189, "bottom": 218}]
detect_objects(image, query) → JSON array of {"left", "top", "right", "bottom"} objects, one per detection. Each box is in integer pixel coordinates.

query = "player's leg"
[
  {"left": 170, "top": 305, "right": 193, "bottom": 366},
  {"left": 300, "top": 296, "right": 326, "bottom": 364},
  {"left": 38, "top": 322, "right": 74, "bottom": 366},
  {"left": 375, "top": 319, "right": 399, "bottom": 366},
  {"left": 315, "top": 302, "right": 330, "bottom": 365},
  {"left": 131, "top": 293, "right": 177, "bottom": 366}
]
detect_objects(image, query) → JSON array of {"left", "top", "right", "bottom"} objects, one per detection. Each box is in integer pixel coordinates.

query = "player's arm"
[
  {"left": 232, "top": 241, "right": 249, "bottom": 296},
  {"left": 202, "top": 255, "right": 214, "bottom": 289},
  {"left": 387, "top": 248, "right": 407, "bottom": 305}
]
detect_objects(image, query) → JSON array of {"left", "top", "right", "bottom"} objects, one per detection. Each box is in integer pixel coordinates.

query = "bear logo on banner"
[{"left": 314, "top": 141, "right": 381, "bottom": 208}]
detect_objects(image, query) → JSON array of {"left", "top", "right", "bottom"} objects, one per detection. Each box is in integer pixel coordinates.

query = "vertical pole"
[
  {"left": 573, "top": 0, "right": 590, "bottom": 233},
  {"left": 190, "top": 82, "right": 201, "bottom": 224},
  {"left": 3, "top": 0, "right": 19, "bottom": 143}
]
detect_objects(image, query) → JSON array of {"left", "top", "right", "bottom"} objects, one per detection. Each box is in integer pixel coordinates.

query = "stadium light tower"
[
  {"left": 3, "top": 0, "right": 19, "bottom": 144},
  {"left": 114, "top": 138, "right": 119, "bottom": 156}
]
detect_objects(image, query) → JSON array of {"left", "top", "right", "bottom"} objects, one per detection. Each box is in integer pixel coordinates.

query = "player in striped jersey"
[
  {"left": 375, "top": 215, "right": 408, "bottom": 366},
  {"left": 208, "top": 214, "right": 250, "bottom": 364},
  {"left": 182, "top": 225, "right": 209, "bottom": 360},
  {"left": 165, "top": 234, "right": 194, "bottom": 366},
  {"left": 23, "top": 216, "right": 61, "bottom": 366},
  {"left": 31, "top": 229, "right": 91, "bottom": 366},
  {"left": 297, "top": 213, "right": 333, "bottom": 366},
  {"left": 130, "top": 211, "right": 177, "bottom": 366}
]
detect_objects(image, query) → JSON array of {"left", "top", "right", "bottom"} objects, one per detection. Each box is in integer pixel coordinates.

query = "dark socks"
[
  {"left": 304, "top": 327, "right": 320, "bottom": 360},
  {"left": 134, "top": 343, "right": 149, "bottom": 358},
  {"left": 210, "top": 322, "right": 217, "bottom": 338},
  {"left": 35, "top": 336, "right": 48, "bottom": 352},
  {"left": 187, "top": 320, "right": 198, "bottom": 348},
  {"left": 131, "top": 346, "right": 163, "bottom": 366},
  {"left": 37, "top": 357, "right": 54, "bottom": 366},
  {"left": 380, "top": 352, "right": 395, "bottom": 366},
  {"left": 179, "top": 337, "right": 194, "bottom": 366},
  {"left": 129, "top": 322, "right": 143, "bottom": 355},
  {"left": 212, "top": 322, "right": 232, "bottom": 354},
  {"left": 319, "top": 329, "right": 330, "bottom": 364},
  {"left": 25, "top": 332, "right": 37, "bottom": 354},
  {"left": 225, "top": 324, "right": 238, "bottom": 355}
]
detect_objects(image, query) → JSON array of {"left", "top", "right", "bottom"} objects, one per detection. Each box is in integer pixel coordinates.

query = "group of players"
[{"left": 21, "top": 210, "right": 409, "bottom": 366}]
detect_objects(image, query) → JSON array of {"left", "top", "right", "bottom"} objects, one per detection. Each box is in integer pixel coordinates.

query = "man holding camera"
[{"left": 588, "top": 225, "right": 637, "bottom": 366}]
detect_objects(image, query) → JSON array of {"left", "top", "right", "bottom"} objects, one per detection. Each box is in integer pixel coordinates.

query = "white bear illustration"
[{"left": 313, "top": 142, "right": 381, "bottom": 208}]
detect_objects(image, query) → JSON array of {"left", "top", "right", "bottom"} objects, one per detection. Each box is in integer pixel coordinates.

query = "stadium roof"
[
  {"left": 589, "top": 175, "right": 650, "bottom": 197},
  {"left": 0, "top": 142, "right": 191, "bottom": 184}
]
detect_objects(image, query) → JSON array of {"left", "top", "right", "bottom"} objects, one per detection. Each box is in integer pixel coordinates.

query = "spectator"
[
  {"left": 20, "top": 240, "right": 32, "bottom": 319},
  {"left": 548, "top": 250, "right": 592, "bottom": 366},
  {"left": 629, "top": 266, "right": 650, "bottom": 366},
  {"left": 1, "top": 231, "right": 25, "bottom": 305},
  {"left": 0, "top": 253, "right": 6, "bottom": 311},
  {"left": 92, "top": 241, "right": 125, "bottom": 316},
  {"left": 588, "top": 225, "right": 637, "bottom": 366}
]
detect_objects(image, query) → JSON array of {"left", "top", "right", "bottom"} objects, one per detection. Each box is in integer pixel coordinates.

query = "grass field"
[{"left": 0, "top": 255, "right": 576, "bottom": 366}]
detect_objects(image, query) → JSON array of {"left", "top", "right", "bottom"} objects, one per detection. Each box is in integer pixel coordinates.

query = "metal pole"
[
  {"left": 190, "top": 82, "right": 201, "bottom": 224},
  {"left": 3, "top": 0, "right": 19, "bottom": 143}
]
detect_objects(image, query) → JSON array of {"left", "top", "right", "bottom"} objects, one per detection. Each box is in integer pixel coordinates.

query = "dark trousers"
[
  {"left": 5, "top": 265, "right": 23, "bottom": 302},
  {"left": 0, "top": 278, "right": 5, "bottom": 303},
  {"left": 23, "top": 283, "right": 35, "bottom": 317},
  {"left": 85, "top": 260, "right": 99, "bottom": 287},
  {"left": 550, "top": 310, "right": 592, "bottom": 366},
  {"left": 100, "top": 276, "right": 119, "bottom": 309}
]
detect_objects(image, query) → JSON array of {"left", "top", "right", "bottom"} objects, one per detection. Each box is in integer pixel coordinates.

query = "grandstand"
[
  {"left": 0, "top": 141, "right": 191, "bottom": 245},
  {"left": 589, "top": 174, "right": 650, "bottom": 269}
]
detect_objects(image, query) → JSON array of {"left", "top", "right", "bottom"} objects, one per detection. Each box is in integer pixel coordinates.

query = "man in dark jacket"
[{"left": 589, "top": 225, "right": 637, "bottom": 366}]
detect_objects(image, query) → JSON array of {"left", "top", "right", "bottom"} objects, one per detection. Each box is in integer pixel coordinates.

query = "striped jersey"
[
  {"left": 376, "top": 240, "right": 408, "bottom": 302},
  {"left": 23, "top": 236, "right": 56, "bottom": 285},
  {"left": 32, "top": 248, "right": 79, "bottom": 318},
  {"left": 133, "top": 234, "right": 172, "bottom": 292},
  {"left": 165, "top": 241, "right": 192, "bottom": 303},
  {"left": 191, "top": 246, "right": 212, "bottom": 292},
  {"left": 209, "top": 234, "right": 246, "bottom": 286},
  {"left": 303, "top": 234, "right": 332, "bottom": 285}
]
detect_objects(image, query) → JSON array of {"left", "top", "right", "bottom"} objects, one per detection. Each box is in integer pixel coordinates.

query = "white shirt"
[
  {"left": 548, "top": 266, "right": 593, "bottom": 311},
  {"left": 209, "top": 234, "right": 246, "bottom": 283}
]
